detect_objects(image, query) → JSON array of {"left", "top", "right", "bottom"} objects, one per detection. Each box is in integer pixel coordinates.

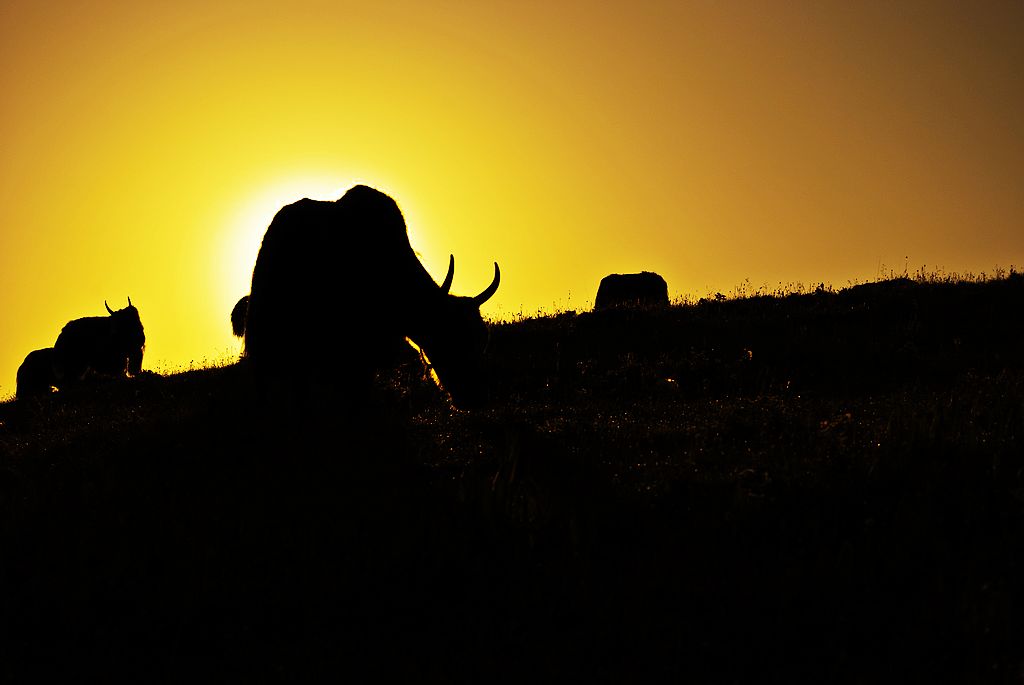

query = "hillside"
[{"left": 2, "top": 275, "right": 1023, "bottom": 682}]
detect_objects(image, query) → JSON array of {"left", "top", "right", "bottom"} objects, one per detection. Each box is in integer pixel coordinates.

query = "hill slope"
[{"left": 2, "top": 276, "right": 1023, "bottom": 681}]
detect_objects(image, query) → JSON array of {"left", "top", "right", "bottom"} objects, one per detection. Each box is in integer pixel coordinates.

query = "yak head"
[
  {"left": 105, "top": 297, "right": 146, "bottom": 375},
  {"left": 411, "top": 257, "right": 500, "bottom": 409}
]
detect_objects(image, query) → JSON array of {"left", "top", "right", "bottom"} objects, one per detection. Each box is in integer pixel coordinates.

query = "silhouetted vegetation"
[{"left": 2, "top": 274, "right": 1023, "bottom": 681}]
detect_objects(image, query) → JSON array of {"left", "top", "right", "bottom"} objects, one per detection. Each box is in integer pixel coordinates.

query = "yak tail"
[{"left": 231, "top": 295, "right": 249, "bottom": 338}]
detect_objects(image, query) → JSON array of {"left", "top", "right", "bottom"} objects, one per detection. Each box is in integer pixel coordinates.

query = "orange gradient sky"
[{"left": 1, "top": 0, "right": 1022, "bottom": 397}]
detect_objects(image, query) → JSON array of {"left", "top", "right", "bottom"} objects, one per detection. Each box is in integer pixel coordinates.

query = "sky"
[{"left": 1, "top": 0, "right": 1022, "bottom": 398}]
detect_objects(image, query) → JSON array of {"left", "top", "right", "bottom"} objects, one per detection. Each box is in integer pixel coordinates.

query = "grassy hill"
[{"left": 2, "top": 274, "right": 1023, "bottom": 682}]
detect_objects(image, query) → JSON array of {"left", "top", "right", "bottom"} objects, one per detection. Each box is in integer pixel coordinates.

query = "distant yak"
[
  {"left": 16, "top": 347, "right": 58, "bottom": 398},
  {"left": 595, "top": 272, "right": 669, "bottom": 310},
  {"left": 51, "top": 298, "right": 146, "bottom": 388},
  {"left": 243, "top": 184, "right": 500, "bottom": 408}
]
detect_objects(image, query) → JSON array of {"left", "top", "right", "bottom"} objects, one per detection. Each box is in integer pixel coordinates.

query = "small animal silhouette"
[{"left": 595, "top": 272, "right": 669, "bottom": 310}]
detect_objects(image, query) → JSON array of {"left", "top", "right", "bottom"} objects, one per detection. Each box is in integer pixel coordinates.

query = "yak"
[
  {"left": 16, "top": 347, "right": 58, "bottom": 398},
  {"left": 243, "top": 184, "right": 500, "bottom": 408},
  {"left": 594, "top": 272, "right": 669, "bottom": 310},
  {"left": 51, "top": 298, "right": 146, "bottom": 388}
]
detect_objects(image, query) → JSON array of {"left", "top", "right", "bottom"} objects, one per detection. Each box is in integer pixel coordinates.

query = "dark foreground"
[{"left": 2, "top": 276, "right": 1023, "bottom": 682}]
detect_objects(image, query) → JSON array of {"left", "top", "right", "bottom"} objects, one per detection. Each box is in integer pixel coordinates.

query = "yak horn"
[
  {"left": 105, "top": 300, "right": 114, "bottom": 315},
  {"left": 439, "top": 254, "right": 455, "bottom": 294},
  {"left": 473, "top": 263, "right": 500, "bottom": 305}
]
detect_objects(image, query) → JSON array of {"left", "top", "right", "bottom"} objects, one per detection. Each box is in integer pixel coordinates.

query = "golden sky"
[{"left": 1, "top": 0, "right": 1022, "bottom": 397}]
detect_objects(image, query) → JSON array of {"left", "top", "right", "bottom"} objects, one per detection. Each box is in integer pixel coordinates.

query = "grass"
[{"left": 1, "top": 272, "right": 1023, "bottom": 682}]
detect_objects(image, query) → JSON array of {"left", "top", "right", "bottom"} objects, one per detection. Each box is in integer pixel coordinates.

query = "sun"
[
  {"left": 214, "top": 176, "right": 352, "bottom": 304},
  {"left": 216, "top": 173, "right": 441, "bottom": 298},
  {"left": 208, "top": 171, "right": 450, "bottom": 342}
]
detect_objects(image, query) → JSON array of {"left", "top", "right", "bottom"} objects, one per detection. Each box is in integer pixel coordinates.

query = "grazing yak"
[
  {"left": 51, "top": 298, "right": 146, "bottom": 388},
  {"left": 243, "top": 184, "right": 500, "bottom": 408},
  {"left": 594, "top": 271, "right": 669, "bottom": 310},
  {"left": 16, "top": 347, "right": 58, "bottom": 398}
]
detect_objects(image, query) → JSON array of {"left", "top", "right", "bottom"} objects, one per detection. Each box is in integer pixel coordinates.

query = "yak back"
[
  {"left": 595, "top": 271, "right": 669, "bottom": 310},
  {"left": 16, "top": 347, "right": 57, "bottom": 398}
]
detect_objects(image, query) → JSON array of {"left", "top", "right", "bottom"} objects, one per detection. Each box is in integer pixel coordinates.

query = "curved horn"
[
  {"left": 472, "top": 262, "right": 500, "bottom": 305},
  {"left": 105, "top": 300, "right": 114, "bottom": 315},
  {"left": 439, "top": 254, "right": 455, "bottom": 295}
]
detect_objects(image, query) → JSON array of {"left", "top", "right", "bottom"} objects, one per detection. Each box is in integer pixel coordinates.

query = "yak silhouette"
[
  {"left": 242, "top": 185, "right": 499, "bottom": 408},
  {"left": 595, "top": 272, "right": 669, "bottom": 310},
  {"left": 51, "top": 298, "right": 146, "bottom": 388}
]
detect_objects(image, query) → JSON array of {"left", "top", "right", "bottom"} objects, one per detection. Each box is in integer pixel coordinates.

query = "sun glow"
[
  {"left": 216, "top": 175, "right": 442, "bottom": 305},
  {"left": 218, "top": 176, "right": 357, "bottom": 302},
  {"left": 226, "top": 177, "right": 448, "bottom": 298}
]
